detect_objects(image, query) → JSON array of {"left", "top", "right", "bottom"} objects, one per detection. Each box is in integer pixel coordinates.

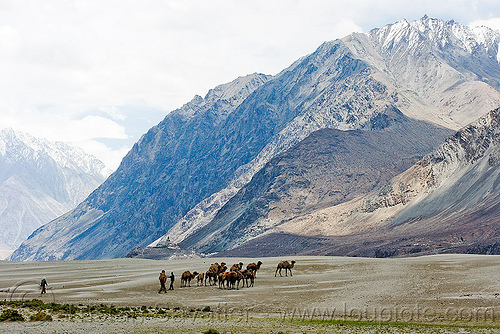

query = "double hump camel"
[
  {"left": 180, "top": 270, "right": 199, "bottom": 287},
  {"left": 275, "top": 260, "right": 296, "bottom": 277},
  {"left": 173, "top": 260, "right": 263, "bottom": 291},
  {"left": 246, "top": 261, "right": 263, "bottom": 276},
  {"left": 205, "top": 262, "right": 227, "bottom": 286}
]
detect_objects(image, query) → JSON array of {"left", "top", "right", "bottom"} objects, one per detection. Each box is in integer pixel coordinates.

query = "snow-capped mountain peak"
[
  {"left": 370, "top": 15, "right": 500, "bottom": 59},
  {"left": 0, "top": 128, "right": 108, "bottom": 259},
  {"left": 0, "top": 128, "right": 107, "bottom": 178}
]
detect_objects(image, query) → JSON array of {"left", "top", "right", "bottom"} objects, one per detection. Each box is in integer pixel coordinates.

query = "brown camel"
[
  {"left": 180, "top": 271, "right": 199, "bottom": 287},
  {"left": 275, "top": 260, "right": 296, "bottom": 277},
  {"left": 230, "top": 262, "right": 244, "bottom": 272},
  {"left": 205, "top": 262, "right": 227, "bottom": 286},
  {"left": 218, "top": 271, "right": 229, "bottom": 289},
  {"left": 196, "top": 272, "right": 204, "bottom": 286},
  {"left": 227, "top": 270, "right": 244, "bottom": 289},
  {"left": 205, "top": 262, "right": 219, "bottom": 286},
  {"left": 241, "top": 269, "right": 255, "bottom": 287},
  {"left": 246, "top": 261, "right": 262, "bottom": 276}
]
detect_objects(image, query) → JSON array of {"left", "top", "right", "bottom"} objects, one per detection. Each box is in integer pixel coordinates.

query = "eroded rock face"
[
  {"left": 362, "top": 108, "right": 500, "bottom": 216},
  {"left": 230, "top": 108, "right": 500, "bottom": 258}
]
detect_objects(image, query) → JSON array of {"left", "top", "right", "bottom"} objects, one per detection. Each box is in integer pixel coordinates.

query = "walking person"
[
  {"left": 158, "top": 270, "right": 167, "bottom": 293},
  {"left": 40, "top": 277, "right": 48, "bottom": 294},
  {"left": 168, "top": 272, "right": 175, "bottom": 290}
]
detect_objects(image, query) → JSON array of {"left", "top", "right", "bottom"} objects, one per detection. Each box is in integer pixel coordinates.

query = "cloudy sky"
[{"left": 1, "top": 0, "right": 499, "bottom": 170}]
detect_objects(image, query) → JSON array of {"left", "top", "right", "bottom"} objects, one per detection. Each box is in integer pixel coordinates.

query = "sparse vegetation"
[
  {"left": 0, "top": 309, "right": 25, "bottom": 322},
  {"left": 30, "top": 311, "right": 53, "bottom": 321},
  {"left": 0, "top": 298, "right": 499, "bottom": 333},
  {"left": 203, "top": 329, "right": 220, "bottom": 334}
]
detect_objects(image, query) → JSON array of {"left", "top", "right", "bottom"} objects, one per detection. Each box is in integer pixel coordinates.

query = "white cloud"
[
  {"left": 75, "top": 139, "right": 130, "bottom": 173},
  {"left": 99, "top": 106, "right": 127, "bottom": 121},
  {"left": 469, "top": 17, "right": 500, "bottom": 31}
]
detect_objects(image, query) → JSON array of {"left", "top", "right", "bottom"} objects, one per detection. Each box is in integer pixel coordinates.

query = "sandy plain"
[{"left": 0, "top": 254, "right": 499, "bottom": 333}]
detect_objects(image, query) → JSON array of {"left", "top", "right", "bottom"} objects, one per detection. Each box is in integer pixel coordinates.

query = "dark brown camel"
[
  {"left": 227, "top": 270, "right": 244, "bottom": 289},
  {"left": 241, "top": 269, "right": 255, "bottom": 287},
  {"left": 205, "top": 262, "right": 227, "bottom": 286},
  {"left": 230, "top": 262, "right": 244, "bottom": 272},
  {"left": 180, "top": 271, "right": 198, "bottom": 287},
  {"left": 246, "top": 261, "right": 262, "bottom": 276},
  {"left": 275, "top": 260, "right": 296, "bottom": 277}
]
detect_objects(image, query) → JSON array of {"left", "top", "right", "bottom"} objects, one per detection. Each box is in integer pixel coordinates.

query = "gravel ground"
[{"left": 1, "top": 254, "right": 499, "bottom": 333}]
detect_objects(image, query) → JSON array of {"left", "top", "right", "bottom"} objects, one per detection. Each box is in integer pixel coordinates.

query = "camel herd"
[{"left": 177, "top": 260, "right": 295, "bottom": 290}]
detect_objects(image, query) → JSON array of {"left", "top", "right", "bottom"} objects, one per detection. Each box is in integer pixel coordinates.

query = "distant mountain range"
[
  {"left": 0, "top": 128, "right": 107, "bottom": 259},
  {"left": 10, "top": 16, "right": 500, "bottom": 261}
]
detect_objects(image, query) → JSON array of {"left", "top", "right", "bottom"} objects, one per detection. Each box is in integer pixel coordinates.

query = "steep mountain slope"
[
  {"left": 0, "top": 128, "right": 106, "bottom": 259},
  {"left": 11, "top": 17, "right": 500, "bottom": 261},
  {"left": 180, "top": 111, "right": 452, "bottom": 253},
  {"left": 159, "top": 17, "right": 500, "bottom": 253},
  {"left": 12, "top": 42, "right": 407, "bottom": 261},
  {"left": 227, "top": 107, "right": 500, "bottom": 257}
]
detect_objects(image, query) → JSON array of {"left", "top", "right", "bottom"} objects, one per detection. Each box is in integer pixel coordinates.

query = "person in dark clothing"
[
  {"left": 40, "top": 277, "right": 48, "bottom": 294},
  {"left": 168, "top": 272, "right": 175, "bottom": 290},
  {"left": 158, "top": 270, "right": 167, "bottom": 293}
]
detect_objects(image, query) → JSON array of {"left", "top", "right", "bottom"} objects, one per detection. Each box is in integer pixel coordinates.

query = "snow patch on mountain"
[
  {"left": 373, "top": 16, "right": 500, "bottom": 56},
  {"left": 0, "top": 138, "right": 5, "bottom": 156}
]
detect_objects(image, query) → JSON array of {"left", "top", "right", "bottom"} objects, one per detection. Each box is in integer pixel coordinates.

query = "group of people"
[{"left": 158, "top": 270, "right": 175, "bottom": 293}]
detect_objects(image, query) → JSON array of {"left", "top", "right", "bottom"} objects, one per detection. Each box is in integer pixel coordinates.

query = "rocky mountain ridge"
[
  {"left": 10, "top": 16, "right": 500, "bottom": 261},
  {"left": 159, "top": 16, "right": 500, "bottom": 252}
]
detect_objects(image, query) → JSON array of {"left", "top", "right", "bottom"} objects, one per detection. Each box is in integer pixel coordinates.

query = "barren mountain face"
[
  {"left": 227, "top": 108, "right": 500, "bottom": 257},
  {"left": 10, "top": 17, "right": 500, "bottom": 261}
]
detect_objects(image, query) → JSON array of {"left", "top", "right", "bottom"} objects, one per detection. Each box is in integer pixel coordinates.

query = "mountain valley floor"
[{"left": 0, "top": 255, "right": 499, "bottom": 333}]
